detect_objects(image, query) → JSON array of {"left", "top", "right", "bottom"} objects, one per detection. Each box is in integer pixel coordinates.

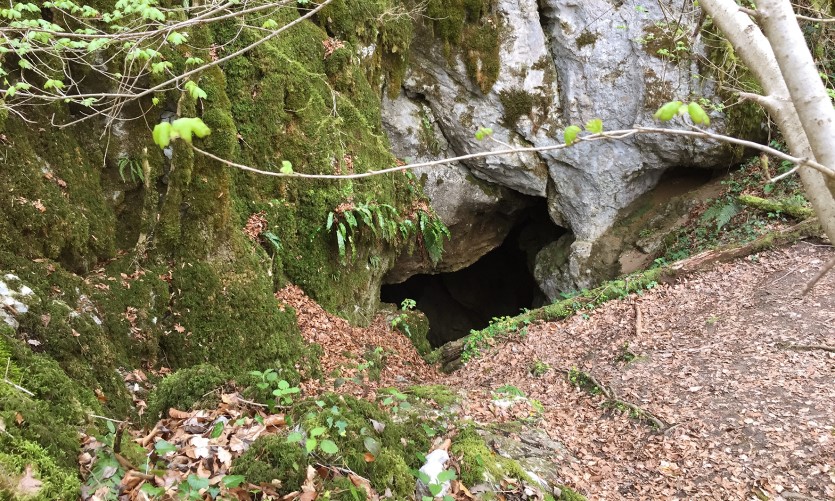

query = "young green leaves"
[
  {"left": 152, "top": 117, "right": 211, "bottom": 149},
  {"left": 562, "top": 118, "right": 602, "bottom": 146},
  {"left": 563, "top": 125, "right": 582, "bottom": 145},
  {"left": 654, "top": 100, "right": 711, "bottom": 126}
]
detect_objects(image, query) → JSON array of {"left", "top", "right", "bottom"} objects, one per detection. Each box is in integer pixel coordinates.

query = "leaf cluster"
[{"left": 324, "top": 202, "right": 450, "bottom": 265}]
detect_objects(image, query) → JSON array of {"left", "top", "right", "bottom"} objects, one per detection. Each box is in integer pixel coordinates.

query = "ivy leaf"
[
  {"left": 262, "top": 19, "right": 278, "bottom": 29},
  {"left": 187, "top": 475, "right": 209, "bottom": 490},
  {"left": 319, "top": 439, "right": 339, "bottom": 455},
  {"left": 653, "top": 100, "right": 683, "bottom": 121},
  {"left": 152, "top": 122, "right": 172, "bottom": 149},
  {"left": 154, "top": 439, "right": 177, "bottom": 455},
  {"left": 151, "top": 61, "right": 172, "bottom": 75},
  {"left": 286, "top": 431, "right": 303, "bottom": 443},
  {"left": 687, "top": 101, "right": 710, "bottom": 126},
  {"left": 279, "top": 160, "right": 293, "bottom": 174},
  {"left": 305, "top": 438, "right": 317, "bottom": 453},
  {"left": 310, "top": 427, "right": 327, "bottom": 438},
  {"left": 222, "top": 475, "right": 246, "bottom": 488},
  {"left": 563, "top": 125, "right": 581, "bottom": 146},
  {"left": 363, "top": 436, "right": 381, "bottom": 456},
  {"left": 585, "top": 118, "right": 603, "bottom": 134},
  {"left": 141, "top": 6, "right": 164, "bottom": 21}
]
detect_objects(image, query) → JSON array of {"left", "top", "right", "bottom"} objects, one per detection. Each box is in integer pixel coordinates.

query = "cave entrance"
[{"left": 381, "top": 203, "right": 564, "bottom": 348}]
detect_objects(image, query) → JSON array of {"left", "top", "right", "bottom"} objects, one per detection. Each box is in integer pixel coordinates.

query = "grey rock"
[{"left": 383, "top": 0, "right": 737, "bottom": 293}]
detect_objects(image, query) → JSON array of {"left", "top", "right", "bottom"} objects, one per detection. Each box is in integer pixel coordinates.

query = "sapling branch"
[{"left": 189, "top": 126, "right": 835, "bottom": 181}]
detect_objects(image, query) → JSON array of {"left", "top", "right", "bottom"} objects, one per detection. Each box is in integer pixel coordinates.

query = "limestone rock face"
[
  {"left": 381, "top": 92, "right": 534, "bottom": 283},
  {"left": 383, "top": 0, "right": 735, "bottom": 291}
]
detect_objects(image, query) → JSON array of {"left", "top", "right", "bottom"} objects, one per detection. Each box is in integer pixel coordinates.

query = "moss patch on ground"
[
  {"left": 0, "top": 330, "right": 102, "bottom": 500},
  {"left": 451, "top": 426, "right": 532, "bottom": 487}
]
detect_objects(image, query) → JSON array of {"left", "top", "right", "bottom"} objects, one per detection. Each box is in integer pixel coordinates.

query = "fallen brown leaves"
[
  {"left": 444, "top": 241, "right": 835, "bottom": 500},
  {"left": 275, "top": 284, "right": 437, "bottom": 399}
]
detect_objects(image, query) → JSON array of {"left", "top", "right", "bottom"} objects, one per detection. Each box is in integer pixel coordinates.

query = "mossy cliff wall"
[{"left": 0, "top": 3, "right": 433, "bottom": 493}]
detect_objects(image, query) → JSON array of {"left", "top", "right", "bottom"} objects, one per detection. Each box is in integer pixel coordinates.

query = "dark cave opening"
[{"left": 381, "top": 202, "right": 565, "bottom": 348}]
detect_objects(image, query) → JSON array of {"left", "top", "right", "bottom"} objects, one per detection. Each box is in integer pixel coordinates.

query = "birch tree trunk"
[{"left": 698, "top": 0, "right": 835, "bottom": 245}]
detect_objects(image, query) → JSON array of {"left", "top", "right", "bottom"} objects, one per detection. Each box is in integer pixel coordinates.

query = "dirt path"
[{"left": 443, "top": 241, "right": 835, "bottom": 500}]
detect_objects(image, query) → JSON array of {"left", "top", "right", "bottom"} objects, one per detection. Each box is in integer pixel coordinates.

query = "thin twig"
[
  {"left": 802, "top": 255, "right": 835, "bottom": 294},
  {"left": 89, "top": 414, "right": 129, "bottom": 424},
  {"left": 2, "top": 378, "right": 34, "bottom": 396},
  {"left": 189, "top": 126, "right": 835, "bottom": 181}
]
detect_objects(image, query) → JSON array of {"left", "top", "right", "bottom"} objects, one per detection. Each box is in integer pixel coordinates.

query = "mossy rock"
[
  {"left": 295, "top": 393, "right": 430, "bottom": 498},
  {"left": 145, "top": 364, "right": 228, "bottom": 419},
  {"left": 0, "top": 332, "right": 103, "bottom": 500},
  {"left": 0, "top": 440, "right": 80, "bottom": 501},
  {"left": 451, "top": 427, "right": 531, "bottom": 488},
  {"left": 231, "top": 436, "right": 307, "bottom": 494},
  {"left": 366, "top": 447, "right": 414, "bottom": 498},
  {"left": 407, "top": 384, "right": 459, "bottom": 408},
  {"left": 393, "top": 309, "right": 431, "bottom": 356}
]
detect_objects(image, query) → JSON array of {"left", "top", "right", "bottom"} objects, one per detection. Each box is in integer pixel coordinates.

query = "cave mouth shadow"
[{"left": 381, "top": 204, "right": 564, "bottom": 348}]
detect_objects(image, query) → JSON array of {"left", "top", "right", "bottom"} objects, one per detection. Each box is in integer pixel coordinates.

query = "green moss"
[
  {"left": 557, "top": 485, "right": 588, "bottom": 501},
  {"left": 145, "top": 364, "right": 228, "bottom": 419},
  {"left": 216, "top": 12, "right": 426, "bottom": 325},
  {"left": 367, "top": 448, "right": 413, "bottom": 497},
  {"left": 576, "top": 30, "right": 598, "bottom": 49},
  {"left": 451, "top": 427, "right": 531, "bottom": 487},
  {"left": 424, "top": 0, "right": 501, "bottom": 93},
  {"left": 322, "top": 475, "right": 368, "bottom": 500},
  {"left": 231, "top": 436, "right": 307, "bottom": 493},
  {"left": 0, "top": 439, "right": 80, "bottom": 500},
  {"left": 295, "top": 393, "right": 429, "bottom": 497},
  {"left": 0, "top": 114, "right": 116, "bottom": 273},
  {"left": 1, "top": 255, "right": 132, "bottom": 417},
  {"left": 393, "top": 309, "right": 431, "bottom": 356},
  {"left": 407, "top": 384, "right": 459, "bottom": 407},
  {"left": 700, "top": 22, "right": 767, "bottom": 151},
  {"left": 499, "top": 88, "right": 535, "bottom": 128}
]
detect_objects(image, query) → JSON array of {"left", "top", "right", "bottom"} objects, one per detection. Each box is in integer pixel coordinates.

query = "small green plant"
[
  {"left": 117, "top": 156, "right": 144, "bottom": 183},
  {"left": 248, "top": 369, "right": 300, "bottom": 410},
  {"left": 287, "top": 426, "right": 340, "bottom": 456},
  {"left": 566, "top": 368, "right": 602, "bottom": 395},
  {"left": 530, "top": 359, "right": 551, "bottom": 377},
  {"left": 462, "top": 315, "right": 527, "bottom": 362},
  {"left": 616, "top": 342, "right": 638, "bottom": 364},
  {"left": 324, "top": 202, "right": 449, "bottom": 265},
  {"left": 415, "top": 468, "right": 457, "bottom": 501},
  {"left": 380, "top": 388, "right": 412, "bottom": 415},
  {"left": 493, "top": 384, "right": 526, "bottom": 399},
  {"left": 700, "top": 199, "right": 741, "bottom": 230},
  {"left": 391, "top": 298, "right": 416, "bottom": 337}
]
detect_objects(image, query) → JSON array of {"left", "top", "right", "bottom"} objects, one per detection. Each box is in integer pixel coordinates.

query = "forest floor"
[{"left": 286, "top": 240, "right": 835, "bottom": 500}]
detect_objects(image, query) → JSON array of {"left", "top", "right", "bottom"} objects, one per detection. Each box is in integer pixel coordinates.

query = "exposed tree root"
[
  {"left": 777, "top": 342, "right": 835, "bottom": 354},
  {"left": 557, "top": 368, "right": 670, "bottom": 431}
]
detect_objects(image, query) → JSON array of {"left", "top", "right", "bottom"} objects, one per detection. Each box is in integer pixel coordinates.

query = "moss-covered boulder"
[
  {"left": 0, "top": 330, "right": 102, "bottom": 500},
  {"left": 145, "top": 364, "right": 228, "bottom": 419}
]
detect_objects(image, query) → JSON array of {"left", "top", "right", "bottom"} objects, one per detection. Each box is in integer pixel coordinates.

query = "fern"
[
  {"left": 701, "top": 199, "right": 740, "bottom": 230},
  {"left": 323, "top": 202, "right": 450, "bottom": 265}
]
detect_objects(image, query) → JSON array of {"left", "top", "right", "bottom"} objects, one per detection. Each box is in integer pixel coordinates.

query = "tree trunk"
[{"left": 698, "top": 0, "right": 835, "bottom": 245}]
